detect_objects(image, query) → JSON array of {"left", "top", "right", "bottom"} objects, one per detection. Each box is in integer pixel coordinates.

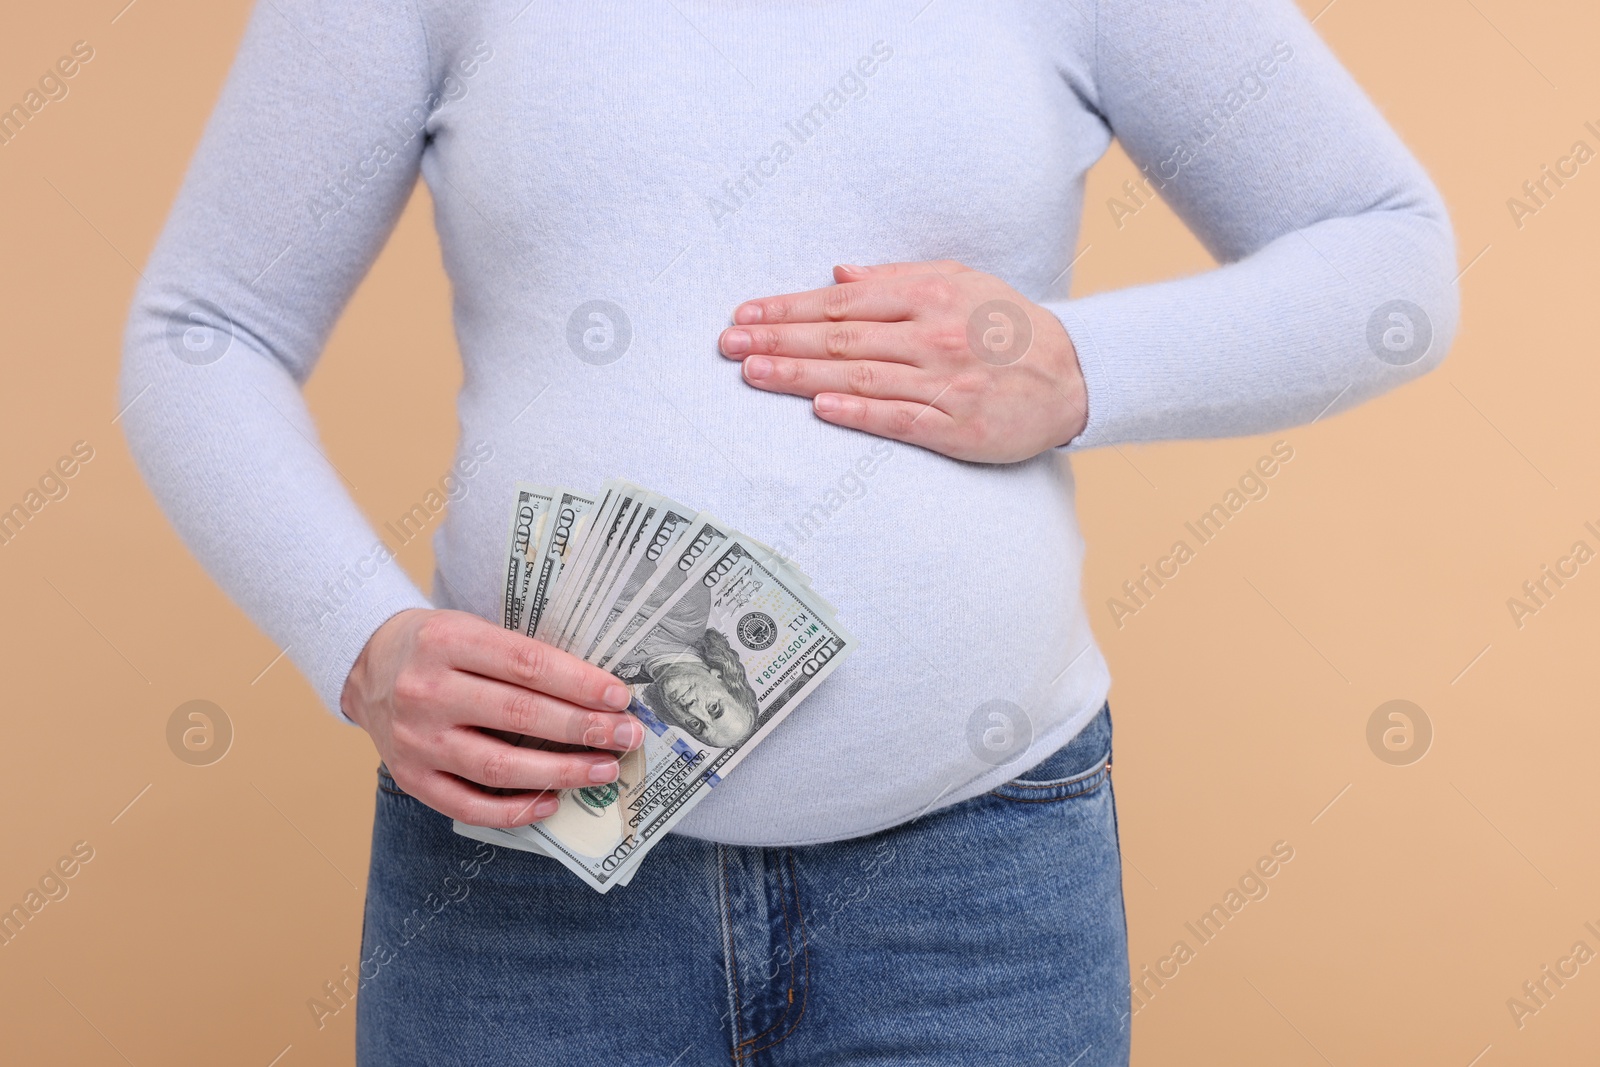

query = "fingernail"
[
  {"left": 589, "top": 760, "right": 619, "bottom": 783},
  {"left": 534, "top": 797, "right": 560, "bottom": 818},
  {"left": 838, "top": 264, "right": 865, "bottom": 274},
  {"left": 722, "top": 329, "right": 750, "bottom": 355},
  {"left": 744, "top": 356, "right": 771, "bottom": 380},
  {"left": 615, "top": 720, "right": 643, "bottom": 747},
  {"left": 603, "top": 685, "right": 630, "bottom": 710},
  {"left": 583, "top": 726, "right": 608, "bottom": 747},
  {"left": 814, "top": 394, "right": 842, "bottom": 414},
  {"left": 734, "top": 303, "right": 763, "bottom": 325}
]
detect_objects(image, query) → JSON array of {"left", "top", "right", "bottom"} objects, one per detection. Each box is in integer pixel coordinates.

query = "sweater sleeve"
[
  {"left": 1047, "top": 0, "right": 1460, "bottom": 450},
  {"left": 118, "top": 0, "right": 439, "bottom": 720}
]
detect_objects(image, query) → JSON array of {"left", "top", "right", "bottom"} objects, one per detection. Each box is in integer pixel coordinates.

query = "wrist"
[
  {"left": 1036, "top": 306, "right": 1088, "bottom": 450},
  {"left": 341, "top": 607, "right": 426, "bottom": 729},
  {"left": 339, "top": 660, "right": 369, "bottom": 729}
]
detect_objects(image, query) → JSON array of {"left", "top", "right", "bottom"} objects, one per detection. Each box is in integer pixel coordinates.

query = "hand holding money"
[
  {"left": 457, "top": 480, "right": 857, "bottom": 891},
  {"left": 340, "top": 608, "right": 645, "bottom": 827}
]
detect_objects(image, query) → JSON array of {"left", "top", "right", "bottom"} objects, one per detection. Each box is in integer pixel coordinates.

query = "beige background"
[{"left": 1, "top": 1, "right": 1596, "bottom": 1063}]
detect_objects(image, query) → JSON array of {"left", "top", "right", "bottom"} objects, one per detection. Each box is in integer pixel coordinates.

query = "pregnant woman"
[{"left": 120, "top": 1, "right": 1457, "bottom": 1063}]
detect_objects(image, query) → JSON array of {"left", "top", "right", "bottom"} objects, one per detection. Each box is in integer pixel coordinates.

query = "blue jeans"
[{"left": 356, "top": 703, "right": 1130, "bottom": 1065}]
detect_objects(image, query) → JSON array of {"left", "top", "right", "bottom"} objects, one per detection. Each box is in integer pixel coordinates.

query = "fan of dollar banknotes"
[{"left": 452, "top": 481, "right": 857, "bottom": 892}]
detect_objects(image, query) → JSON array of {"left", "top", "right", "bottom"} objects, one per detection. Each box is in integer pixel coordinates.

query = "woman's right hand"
[{"left": 340, "top": 608, "right": 644, "bottom": 827}]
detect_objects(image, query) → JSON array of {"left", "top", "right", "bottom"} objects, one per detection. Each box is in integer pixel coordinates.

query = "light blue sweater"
[{"left": 120, "top": 0, "right": 1458, "bottom": 845}]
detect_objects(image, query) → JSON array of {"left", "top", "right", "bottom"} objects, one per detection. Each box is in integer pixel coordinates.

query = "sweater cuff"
[
  {"left": 1042, "top": 300, "right": 1121, "bottom": 452},
  {"left": 301, "top": 578, "right": 433, "bottom": 725}
]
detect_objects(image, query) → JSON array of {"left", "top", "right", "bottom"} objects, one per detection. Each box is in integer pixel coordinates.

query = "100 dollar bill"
[
  {"left": 521, "top": 488, "right": 595, "bottom": 639},
  {"left": 501, "top": 484, "right": 555, "bottom": 631},
  {"left": 505, "top": 535, "right": 855, "bottom": 891}
]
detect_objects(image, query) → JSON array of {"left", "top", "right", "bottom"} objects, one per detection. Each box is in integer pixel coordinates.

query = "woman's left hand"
[{"left": 720, "top": 260, "right": 1088, "bottom": 464}]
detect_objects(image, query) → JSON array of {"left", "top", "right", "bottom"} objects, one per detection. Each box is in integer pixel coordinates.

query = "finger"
[
  {"left": 733, "top": 273, "right": 954, "bottom": 326},
  {"left": 719, "top": 320, "right": 924, "bottom": 364},
  {"left": 430, "top": 614, "right": 631, "bottom": 712},
  {"left": 811, "top": 393, "right": 959, "bottom": 451},
  {"left": 742, "top": 355, "right": 942, "bottom": 404},
  {"left": 832, "top": 260, "right": 969, "bottom": 283},
  {"left": 408, "top": 770, "right": 561, "bottom": 828},
  {"left": 446, "top": 673, "right": 644, "bottom": 751},
  {"left": 436, "top": 726, "right": 622, "bottom": 793}
]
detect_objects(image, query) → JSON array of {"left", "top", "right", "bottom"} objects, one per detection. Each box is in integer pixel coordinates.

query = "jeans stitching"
[
  {"left": 1001, "top": 753, "right": 1110, "bottom": 790},
  {"left": 991, "top": 761, "right": 1112, "bottom": 804},
  {"left": 738, "top": 849, "right": 798, "bottom": 1049},
  {"left": 376, "top": 766, "right": 410, "bottom": 799},
  {"left": 719, "top": 847, "right": 748, "bottom": 1062},
  {"left": 746, "top": 848, "right": 810, "bottom": 1055},
  {"left": 1107, "top": 775, "right": 1134, "bottom": 1035}
]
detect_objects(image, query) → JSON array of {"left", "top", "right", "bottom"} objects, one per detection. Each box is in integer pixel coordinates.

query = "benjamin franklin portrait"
[{"left": 612, "top": 578, "right": 761, "bottom": 748}]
